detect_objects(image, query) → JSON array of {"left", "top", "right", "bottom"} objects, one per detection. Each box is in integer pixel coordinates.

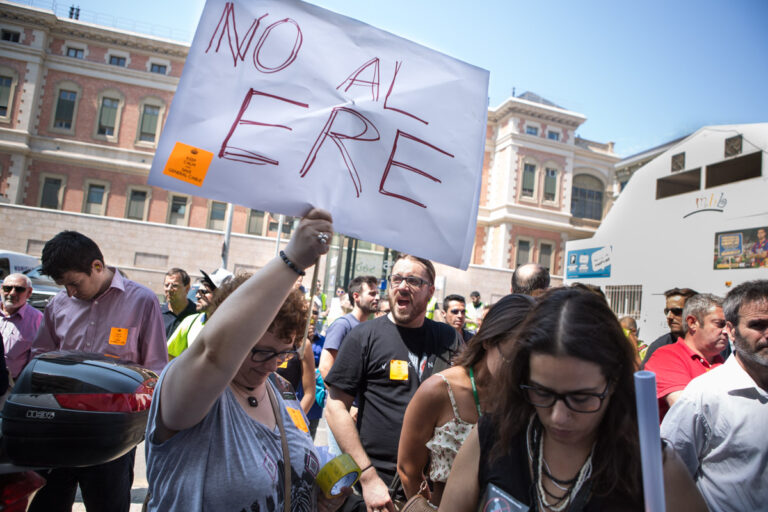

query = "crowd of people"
[{"left": 0, "top": 209, "right": 766, "bottom": 511}]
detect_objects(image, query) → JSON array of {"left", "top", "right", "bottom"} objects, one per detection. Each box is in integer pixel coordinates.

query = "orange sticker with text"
[
  {"left": 286, "top": 407, "right": 309, "bottom": 433},
  {"left": 162, "top": 142, "right": 214, "bottom": 187},
  {"left": 108, "top": 327, "right": 128, "bottom": 346},
  {"left": 389, "top": 360, "right": 408, "bottom": 381}
]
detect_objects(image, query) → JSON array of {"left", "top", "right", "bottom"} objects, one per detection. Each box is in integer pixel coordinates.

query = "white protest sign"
[{"left": 148, "top": 0, "right": 489, "bottom": 269}]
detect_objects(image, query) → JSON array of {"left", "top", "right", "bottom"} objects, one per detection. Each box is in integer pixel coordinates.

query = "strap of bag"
[{"left": 268, "top": 383, "right": 292, "bottom": 512}]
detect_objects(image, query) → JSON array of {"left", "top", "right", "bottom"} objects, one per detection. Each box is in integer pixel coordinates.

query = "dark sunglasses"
[
  {"left": 664, "top": 307, "right": 683, "bottom": 316},
  {"left": 2, "top": 285, "right": 27, "bottom": 293}
]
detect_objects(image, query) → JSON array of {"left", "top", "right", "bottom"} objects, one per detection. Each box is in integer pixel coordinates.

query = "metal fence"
[
  {"left": 7, "top": 0, "right": 192, "bottom": 42},
  {"left": 606, "top": 284, "right": 642, "bottom": 319}
]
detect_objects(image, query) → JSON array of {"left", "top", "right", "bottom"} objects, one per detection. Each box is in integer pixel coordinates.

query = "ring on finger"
[{"left": 317, "top": 232, "right": 329, "bottom": 244}]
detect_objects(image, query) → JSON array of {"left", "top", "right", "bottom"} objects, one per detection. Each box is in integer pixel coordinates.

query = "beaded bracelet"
[{"left": 279, "top": 250, "right": 305, "bottom": 276}]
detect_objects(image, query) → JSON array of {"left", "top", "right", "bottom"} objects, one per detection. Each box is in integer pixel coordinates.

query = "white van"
[{"left": 0, "top": 251, "right": 39, "bottom": 280}]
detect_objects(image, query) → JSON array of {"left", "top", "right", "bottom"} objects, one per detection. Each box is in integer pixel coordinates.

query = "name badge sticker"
[
  {"left": 286, "top": 406, "right": 309, "bottom": 433},
  {"left": 389, "top": 359, "right": 409, "bottom": 381},
  {"left": 109, "top": 327, "right": 129, "bottom": 346}
]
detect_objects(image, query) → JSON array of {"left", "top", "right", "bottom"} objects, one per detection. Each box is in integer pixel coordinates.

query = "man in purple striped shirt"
[
  {"left": 29, "top": 231, "right": 167, "bottom": 512},
  {"left": 1, "top": 273, "right": 42, "bottom": 381}
]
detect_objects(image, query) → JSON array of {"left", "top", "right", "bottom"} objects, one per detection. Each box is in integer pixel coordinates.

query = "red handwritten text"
[
  {"left": 219, "top": 89, "right": 309, "bottom": 166},
  {"left": 207, "top": 2, "right": 302, "bottom": 73}
]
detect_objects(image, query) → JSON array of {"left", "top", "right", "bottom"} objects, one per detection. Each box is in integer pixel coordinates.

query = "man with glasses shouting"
[
  {"left": 0, "top": 273, "right": 42, "bottom": 383},
  {"left": 325, "top": 254, "right": 461, "bottom": 512}
]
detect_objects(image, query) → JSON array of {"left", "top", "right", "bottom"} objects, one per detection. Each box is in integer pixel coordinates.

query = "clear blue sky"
[{"left": 37, "top": 0, "right": 768, "bottom": 157}]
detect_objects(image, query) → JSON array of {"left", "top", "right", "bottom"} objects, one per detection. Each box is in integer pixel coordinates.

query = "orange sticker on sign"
[
  {"left": 162, "top": 142, "right": 214, "bottom": 187},
  {"left": 389, "top": 359, "right": 408, "bottom": 381},
  {"left": 109, "top": 327, "right": 129, "bottom": 346},
  {"left": 286, "top": 407, "right": 309, "bottom": 433}
]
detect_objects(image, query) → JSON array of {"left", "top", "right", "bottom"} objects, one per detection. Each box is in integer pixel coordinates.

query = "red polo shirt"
[{"left": 644, "top": 338, "right": 724, "bottom": 421}]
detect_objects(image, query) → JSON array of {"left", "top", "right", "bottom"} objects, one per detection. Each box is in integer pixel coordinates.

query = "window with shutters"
[
  {"left": 247, "top": 209, "right": 266, "bottom": 236},
  {"left": 521, "top": 163, "right": 536, "bottom": 198},
  {"left": 125, "top": 187, "right": 151, "bottom": 221},
  {"left": 208, "top": 201, "right": 227, "bottom": 230},
  {"left": 94, "top": 90, "right": 124, "bottom": 141},
  {"left": 38, "top": 173, "right": 66, "bottom": 210},
  {"left": 538, "top": 242, "right": 554, "bottom": 272},
  {"left": 82, "top": 180, "right": 109, "bottom": 215},
  {"left": 136, "top": 97, "right": 165, "bottom": 146},
  {"left": 51, "top": 81, "right": 81, "bottom": 133},
  {"left": 0, "top": 67, "right": 18, "bottom": 123},
  {"left": 167, "top": 195, "right": 189, "bottom": 226},
  {"left": 515, "top": 238, "right": 532, "bottom": 267},
  {"left": 544, "top": 168, "right": 558, "bottom": 202}
]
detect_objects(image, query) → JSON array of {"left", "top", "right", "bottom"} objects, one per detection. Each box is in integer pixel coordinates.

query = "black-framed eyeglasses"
[
  {"left": 389, "top": 274, "right": 431, "bottom": 289},
  {"left": 2, "top": 285, "right": 26, "bottom": 293},
  {"left": 519, "top": 381, "right": 611, "bottom": 413},
  {"left": 250, "top": 348, "right": 298, "bottom": 363},
  {"left": 449, "top": 308, "right": 465, "bottom": 315},
  {"left": 664, "top": 307, "right": 683, "bottom": 316}
]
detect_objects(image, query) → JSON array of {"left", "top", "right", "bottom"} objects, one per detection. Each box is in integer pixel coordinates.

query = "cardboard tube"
[{"left": 634, "top": 370, "right": 666, "bottom": 512}]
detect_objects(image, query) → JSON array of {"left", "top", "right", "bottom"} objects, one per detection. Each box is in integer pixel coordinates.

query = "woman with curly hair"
[
  {"left": 440, "top": 287, "right": 707, "bottom": 511},
  {"left": 397, "top": 294, "right": 536, "bottom": 506},
  {"left": 144, "top": 209, "right": 341, "bottom": 512}
]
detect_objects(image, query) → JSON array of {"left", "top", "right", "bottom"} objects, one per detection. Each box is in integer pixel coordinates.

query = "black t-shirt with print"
[{"left": 325, "top": 315, "right": 460, "bottom": 483}]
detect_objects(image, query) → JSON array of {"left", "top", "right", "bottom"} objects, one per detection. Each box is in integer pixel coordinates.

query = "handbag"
[
  {"left": 389, "top": 476, "right": 436, "bottom": 512},
  {"left": 398, "top": 481, "right": 436, "bottom": 512}
]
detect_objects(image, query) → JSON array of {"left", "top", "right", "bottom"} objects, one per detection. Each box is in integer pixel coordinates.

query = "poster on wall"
[
  {"left": 714, "top": 226, "right": 768, "bottom": 269},
  {"left": 147, "top": 0, "right": 489, "bottom": 269},
  {"left": 566, "top": 246, "right": 612, "bottom": 279}
]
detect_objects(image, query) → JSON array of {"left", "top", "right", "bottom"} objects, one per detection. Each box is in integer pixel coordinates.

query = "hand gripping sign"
[{"left": 148, "top": 0, "right": 489, "bottom": 269}]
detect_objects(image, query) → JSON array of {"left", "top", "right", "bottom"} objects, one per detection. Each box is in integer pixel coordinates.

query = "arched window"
[{"left": 571, "top": 174, "right": 604, "bottom": 220}]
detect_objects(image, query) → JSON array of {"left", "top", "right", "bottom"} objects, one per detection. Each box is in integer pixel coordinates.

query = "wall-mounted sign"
[
  {"left": 566, "top": 246, "right": 612, "bottom": 279},
  {"left": 714, "top": 226, "right": 768, "bottom": 269}
]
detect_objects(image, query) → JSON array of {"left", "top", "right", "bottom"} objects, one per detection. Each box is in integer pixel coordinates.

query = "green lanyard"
[{"left": 469, "top": 366, "right": 482, "bottom": 416}]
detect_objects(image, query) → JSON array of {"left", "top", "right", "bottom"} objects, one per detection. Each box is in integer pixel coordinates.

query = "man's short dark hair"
[
  {"left": 443, "top": 294, "right": 466, "bottom": 311},
  {"left": 394, "top": 254, "right": 435, "bottom": 285},
  {"left": 663, "top": 287, "right": 698, "bottom": 300},
  {"left": 348, "top": 275, "right": 378, "bottom": 298},
  {"left": 41, "top": 231, "right": 104, "bottom": 281},
  {"left": 511, "top": 263, "right": 550, "bottom": 295},
  {"left": 723, "top": 280, "right": 768, "bottom": 325},
  {"left": 470, "top": 291, "right": 480, "bottom": 298},
  {"left": 166, "top": 267, "right": 190, "bottom": 287}
]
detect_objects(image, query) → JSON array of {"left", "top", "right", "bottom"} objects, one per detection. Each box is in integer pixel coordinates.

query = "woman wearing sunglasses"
[
  {"left": 440, "top": 287, "right": 707, "bottom": 512},
  {"left": 144, "top": 209, "right": 339, "bottom": 512},
  {"left": 397, "top": 294, "right": 535, "bottom": 506}
]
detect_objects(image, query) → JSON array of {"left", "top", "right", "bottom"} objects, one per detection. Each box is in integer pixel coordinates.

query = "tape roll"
[{"left": 316, "top": 453, "right": 361, "bottom": 498}]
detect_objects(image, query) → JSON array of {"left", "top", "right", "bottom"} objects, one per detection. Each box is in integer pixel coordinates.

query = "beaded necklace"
[{"left": 526, "top": 416, "right": 594, "bottom": 511}]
